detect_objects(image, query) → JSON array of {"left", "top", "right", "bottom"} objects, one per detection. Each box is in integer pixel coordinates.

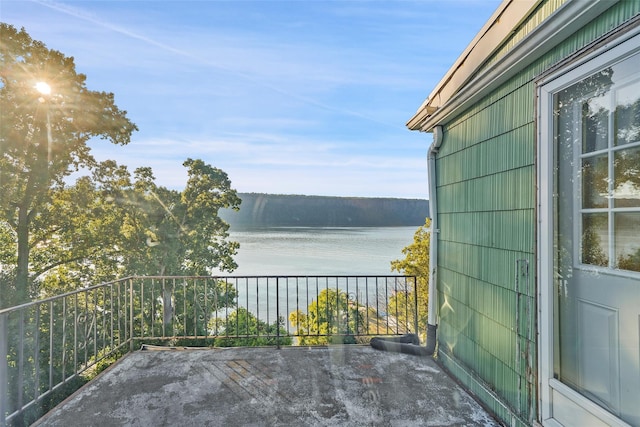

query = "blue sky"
[{"left": 2, "top": 0, "right": 501, "bottom": 198}]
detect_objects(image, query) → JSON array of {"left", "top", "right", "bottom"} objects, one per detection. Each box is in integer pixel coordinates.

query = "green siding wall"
[{"left": 432, "top": 1, "right": 640, "bottom": 426}]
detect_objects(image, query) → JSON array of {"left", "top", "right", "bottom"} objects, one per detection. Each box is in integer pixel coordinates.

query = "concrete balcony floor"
[{"left": 34, "top": 345, "right": 499, "bottom": 426}]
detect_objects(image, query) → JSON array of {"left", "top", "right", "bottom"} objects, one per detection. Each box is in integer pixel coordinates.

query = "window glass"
[
  {"left": 582, "top": 213, "right": 609, "bottom": 267},
  {"left": 615, "top": 212, "right": 640, "bottom": 272},
  {"left": 554, "top": 53, "right": 640, "bottom": 272},
  {"left": 582, "top": 155, "right": 608, "bottom": 208},
  {"left": 615, "top": 79, "right": 640, "bottom": 146},
  {"left": 583, "top": 98, "right": 609, "bottom": 153},
  {"left": 613, "top": 146, "right": 640, "bottom": 208}
]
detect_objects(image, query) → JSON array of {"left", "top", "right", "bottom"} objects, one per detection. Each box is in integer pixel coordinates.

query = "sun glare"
[{"left": 35, "top": 81, "right": 51, "bottom": 95}]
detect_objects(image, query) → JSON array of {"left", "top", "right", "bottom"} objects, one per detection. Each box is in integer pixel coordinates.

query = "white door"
[{"left": 539, "top": 32, "right": 640, "bottom": 427}]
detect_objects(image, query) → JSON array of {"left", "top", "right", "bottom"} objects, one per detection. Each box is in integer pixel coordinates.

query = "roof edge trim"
[{"left": 407, "top": 0, "right": 620, "bottom": 132}]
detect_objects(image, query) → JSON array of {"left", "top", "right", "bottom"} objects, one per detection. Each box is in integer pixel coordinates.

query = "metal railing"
[{"left": 0, "top": 275, "right": 418, "bottom": 426}]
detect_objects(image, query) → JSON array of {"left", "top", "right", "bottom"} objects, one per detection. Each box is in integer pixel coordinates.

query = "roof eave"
[{"left": 407, "top": 0, "right": 620, "bottom": 133}]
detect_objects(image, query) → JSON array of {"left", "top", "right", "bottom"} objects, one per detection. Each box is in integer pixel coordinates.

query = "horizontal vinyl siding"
[{"left": 432, "top": 2, "right": 640, "bottom": 425}]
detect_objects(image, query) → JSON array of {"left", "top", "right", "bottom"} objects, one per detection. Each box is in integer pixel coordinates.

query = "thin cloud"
[
  {"left": 33, "top": 0, "right": 405, "bottom": 130},
  {"left": 6, "top": 0, "right": 500, "bottom": 197}
]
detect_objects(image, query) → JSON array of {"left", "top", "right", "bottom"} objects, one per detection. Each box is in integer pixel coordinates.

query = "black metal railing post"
[
  {"left": 0, "top": 313, "right": 7, "bottom": 427},
  {"left": 129, "top": 278, "right": 134, "bottom": 352},
  {"left": 16, "top": 311, "right": 24, "bottom": 417},
  {"left": 276, "top": 277, "right": 280, "bottom": 349},
  {"left": 413, "top": 276, "right": 419, "bottom": 335},
  {"left": 163, "top": 278, "right": 173, "bottom": 336}
]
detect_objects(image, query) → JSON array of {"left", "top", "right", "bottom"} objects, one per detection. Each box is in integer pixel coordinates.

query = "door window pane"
[
  {"left": 615, "top": 212, "right": 640, "bottom": 272},
  {"left": 613, "top": 147, "right": 640, "bottom": 208},
  {"left": 582, "top": 155, "right": 608, "bottom": 208},
  {"left": 582, "top": 213, "right": 609, "bottom": 267},
  {"left": 615, "top": 79, "right": 640, "bottom": 146},
  {"left": 583, "top": 99, "right": 609, "bottom": 153}
]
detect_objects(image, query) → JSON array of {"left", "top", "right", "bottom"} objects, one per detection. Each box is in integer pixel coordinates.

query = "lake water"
[{"left": 229, "top": 226, "right": 417, "bottom": 276}]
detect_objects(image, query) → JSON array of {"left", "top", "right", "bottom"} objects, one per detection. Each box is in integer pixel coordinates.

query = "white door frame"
[{"left": 537, "top": 27, "right": 640, "bottom": 427}]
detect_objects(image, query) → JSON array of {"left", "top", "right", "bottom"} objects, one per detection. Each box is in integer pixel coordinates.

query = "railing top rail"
[
  {"left": 128, "top": 275, "right": 416, "bottom": 279},
  {"left": 0, "top": 276, "right": 130, "bottom": 315}
]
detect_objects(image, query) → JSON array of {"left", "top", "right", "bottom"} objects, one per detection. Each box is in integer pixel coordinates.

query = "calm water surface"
[{"left": 229, "top": 226, "right": 417, "bottom": 276}]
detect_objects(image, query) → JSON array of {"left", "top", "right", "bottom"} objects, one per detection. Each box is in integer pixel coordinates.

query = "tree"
[
  {"left": 213, "top": 307, "right": 291, "bottom": 347},
  {"left": 618, "top": 247, "right": 640, "bottom": 272},
  {"left": 25, "top": 162, "right": 134, "bottom": 296},
  {"left": 0, "top": 24, "right": 138, "bottom": 305},
  {"left": 289, "top": 288, "right": 364, "bottom": 345},
  {"left": 389, "top": 218, "right": 430, "bottom": 339},
  {"left": 117, "top": 159, "right": 241, "bottom": 277},
  {"left": 33, "top": 158, "right": 242, "bottom": 333}
]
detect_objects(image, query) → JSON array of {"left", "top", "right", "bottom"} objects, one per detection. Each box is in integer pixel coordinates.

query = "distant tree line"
[{"left": 220, "top": 193, "right": 429, "bottom": 228}]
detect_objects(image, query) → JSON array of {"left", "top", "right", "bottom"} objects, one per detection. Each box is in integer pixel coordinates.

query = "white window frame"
[{"left": 537, "top": 27, "right": 640, "bottom": 427}]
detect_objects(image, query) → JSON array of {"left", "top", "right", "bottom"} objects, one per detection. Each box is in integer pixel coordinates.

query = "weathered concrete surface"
[{"left": 35, "top": 345, "right": 499, "bottom": 426}]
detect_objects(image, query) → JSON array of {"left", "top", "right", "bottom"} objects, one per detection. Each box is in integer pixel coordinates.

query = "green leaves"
[
  {"left": 214, "top": 307, "right": 291, "bottom": 347},
  {"left": 1, "top": 23, "right": 138, "bottom": 304},
  {"left": 114, "top": 159, "right": 241, "bottom": 277},
  {"left": 389, "top": 218, "right": 431, "bottom": 339},
  {"left": 289, "top": 288, "right": 363, "bottom": 345},
  {"left": 0, "top": 24, "right": 239, "bottom": 306},
  {"left": 27, "top": 158, "right": 241, "bottom": 300}
]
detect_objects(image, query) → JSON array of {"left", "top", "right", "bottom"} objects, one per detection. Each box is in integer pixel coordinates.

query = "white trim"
[
  {"left": 537, "top": 80, "right": 555, "bottom": 424},
  {"left": 538, "top": 30, "right": 640, "bottom": 427},
  {"left": 549, "top": 380, "right": 633, "bottom": 427}
]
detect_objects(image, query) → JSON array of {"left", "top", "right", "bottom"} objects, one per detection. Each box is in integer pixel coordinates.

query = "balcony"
[{"left": 1, "top": 276, "right": 498, "bottom": 426}]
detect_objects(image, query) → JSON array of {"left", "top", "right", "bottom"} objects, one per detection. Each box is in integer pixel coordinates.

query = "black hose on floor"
[{"left": 369, "top": 334, "right": 431, "bottom": 356}]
